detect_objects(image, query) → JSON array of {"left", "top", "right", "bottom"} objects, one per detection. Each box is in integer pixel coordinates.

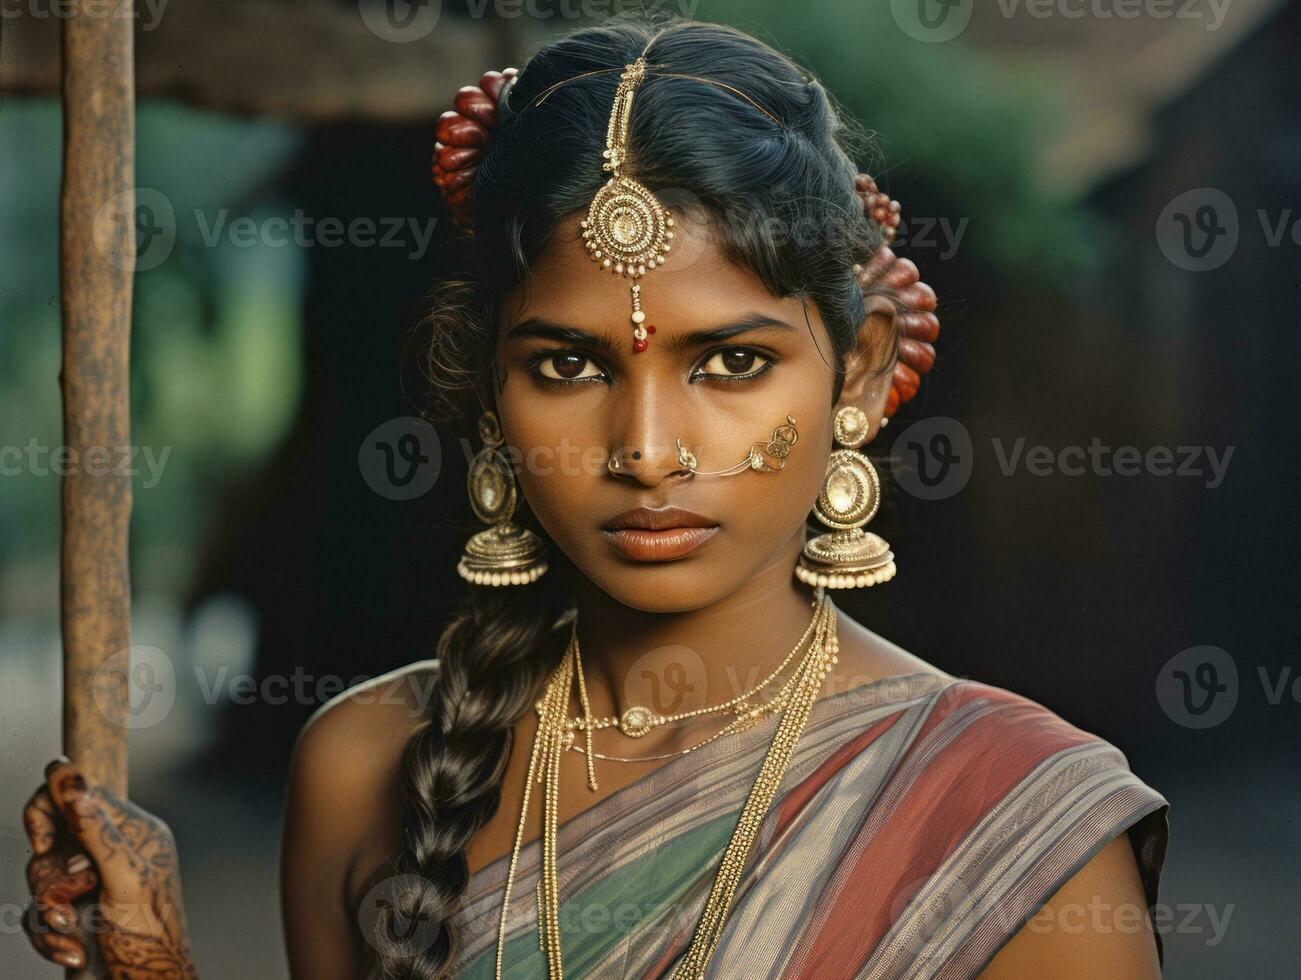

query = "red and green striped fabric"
[{"left": 452, "top": 672, "right": 1168, "bottom": 979}]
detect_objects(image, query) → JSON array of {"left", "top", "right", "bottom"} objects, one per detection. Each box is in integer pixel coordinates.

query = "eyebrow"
[
  {"left": 504, "top": 317, "right": 619, "bottom": 353},
  {"left": 504, "top": 313, "right": 796, "bottom": 354},
  {"left": 666, "top": 314, "right": 798, "bottom": 351}
]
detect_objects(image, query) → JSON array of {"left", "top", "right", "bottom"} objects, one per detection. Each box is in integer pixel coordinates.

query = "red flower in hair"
[
  {"left": 854, "top": 175, "right": 942, "bottom": 418},
  {"left": 431, "top": 68, "right": 518, "bottom": 231}
]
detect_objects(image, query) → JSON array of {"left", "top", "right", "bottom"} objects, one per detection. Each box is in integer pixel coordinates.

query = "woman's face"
[{"left": 494, "top": 213, "right": 870, "bottom": 613}]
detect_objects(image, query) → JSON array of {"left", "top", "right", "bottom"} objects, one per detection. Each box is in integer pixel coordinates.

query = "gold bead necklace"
[
  {"left": 565, "top": 600, "right": 823, "bottom": 739},
  {"left": 493, "top": 590, "right": 838, "bottom": 980}
]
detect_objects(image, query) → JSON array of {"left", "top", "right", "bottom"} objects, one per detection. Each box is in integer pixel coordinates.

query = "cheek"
[
  {"left": 731, "top": 424, "right": 832, "bottom": 543},
  {"left": 497, "top": 390, "right": 605, "bottom": 531}
]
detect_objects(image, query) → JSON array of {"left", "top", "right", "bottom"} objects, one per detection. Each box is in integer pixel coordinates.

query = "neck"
[{"left": 569, "top": 529, "right": 822, "bottom": 723}]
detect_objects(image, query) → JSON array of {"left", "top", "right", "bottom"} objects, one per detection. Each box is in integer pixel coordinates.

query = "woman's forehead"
[{"left": 501, "top": 214, "right": 804, "bottom": 338}]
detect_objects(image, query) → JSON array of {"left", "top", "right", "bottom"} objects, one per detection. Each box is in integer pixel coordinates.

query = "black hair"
[{"left": 371, "top": 14, "right": 898, "bottom": 979}]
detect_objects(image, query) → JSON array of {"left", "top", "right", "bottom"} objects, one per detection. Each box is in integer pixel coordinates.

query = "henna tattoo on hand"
[{"left": 73, "top": 787, "right": 200, "bottom": 980}]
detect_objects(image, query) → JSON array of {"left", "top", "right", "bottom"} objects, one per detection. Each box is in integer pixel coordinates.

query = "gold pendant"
[{"left": 617, "top": 705, "right": 655, "bottom": 738}]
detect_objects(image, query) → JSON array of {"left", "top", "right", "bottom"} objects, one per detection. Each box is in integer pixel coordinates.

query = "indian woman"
[{"left": 21, "top": 15, "right": 1168, "bottom": 979}]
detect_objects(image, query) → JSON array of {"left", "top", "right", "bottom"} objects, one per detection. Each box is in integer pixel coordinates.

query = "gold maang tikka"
[{"left": 580, "top": 57, "right": 675, "bottom": 353}]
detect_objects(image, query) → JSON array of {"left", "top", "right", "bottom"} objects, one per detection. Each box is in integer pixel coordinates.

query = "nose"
[{"left": 606, "top": 378, "right": 693, "bottom": 487}]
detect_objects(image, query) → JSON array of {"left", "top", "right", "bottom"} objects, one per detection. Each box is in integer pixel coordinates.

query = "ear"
[{"left": 834, "top": 293, "right": 896, "bottom": 445}]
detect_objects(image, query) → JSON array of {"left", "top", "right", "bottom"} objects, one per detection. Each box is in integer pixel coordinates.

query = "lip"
[{"left": 601, "top": 507, "right": 720, "bottom": 562}]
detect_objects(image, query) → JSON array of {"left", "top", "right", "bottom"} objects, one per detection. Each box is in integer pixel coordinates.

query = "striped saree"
[{"left": 450, "top": 671, "right": 1169, "bottom": 978}]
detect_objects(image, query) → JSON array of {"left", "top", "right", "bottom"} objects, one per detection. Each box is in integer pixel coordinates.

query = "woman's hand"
[{"left": 21, "top": 757, "right": 198, "bottom": 978}]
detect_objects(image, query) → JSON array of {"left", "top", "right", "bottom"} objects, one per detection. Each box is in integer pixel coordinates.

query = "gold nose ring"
[
  {"left": 607, "top": 448, "right": 643, "bottom": 474},
  {"left": 676, "top": 415, "right": 799, "bottom": 477}
]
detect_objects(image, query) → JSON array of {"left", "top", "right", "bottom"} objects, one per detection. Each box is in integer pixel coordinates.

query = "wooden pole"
[{"left": 60, "top": 2, "right": 135, "bottom": 974}]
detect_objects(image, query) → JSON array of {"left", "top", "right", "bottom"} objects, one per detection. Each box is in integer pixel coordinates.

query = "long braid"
[{"left": 368, "top": 579, "right": 570, "bottom": 978}]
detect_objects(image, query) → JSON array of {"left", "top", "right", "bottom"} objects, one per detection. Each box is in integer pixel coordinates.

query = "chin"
[{"left": 582, "top": 559, "right": 742, "bottom": 613}]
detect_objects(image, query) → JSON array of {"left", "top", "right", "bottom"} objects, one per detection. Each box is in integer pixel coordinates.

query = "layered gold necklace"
[{"left": 494, "top": 590, "right": 839, "bottom": 979}]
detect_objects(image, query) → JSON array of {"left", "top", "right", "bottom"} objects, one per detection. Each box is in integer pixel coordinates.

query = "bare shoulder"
[
  {"left": 833, "top": 608, "right": 951, "bottom": 684},
  {"left": 293, "top": 657, "right": 441, "bottom": 781},
  {"left": 281, "top": 658, "right": 440, "bottom": 976},
  {"left": 286, "top": 658, "right": 440, "bottom": 859},
  {"left": 979, "top": 833, "right": 1160, "bottom": 978}
]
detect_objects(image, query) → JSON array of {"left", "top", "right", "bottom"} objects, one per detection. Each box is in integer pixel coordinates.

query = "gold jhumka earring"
[
  {"left": 457, "top": 411, "right": 548, "bottom": 586},
  {"left": 580, "top": 57, "right": 675, "bottom": 354},
  {"left": 796, "top": 405, "right": 896, "bottom": 589},
  {"left": 675, "top": 415, "right": 799, "bottom": 476}
]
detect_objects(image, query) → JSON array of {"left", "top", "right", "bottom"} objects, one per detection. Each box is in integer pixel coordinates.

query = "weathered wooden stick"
[{"left": 60, "top": 2, "right": 135, "bottom": 974}]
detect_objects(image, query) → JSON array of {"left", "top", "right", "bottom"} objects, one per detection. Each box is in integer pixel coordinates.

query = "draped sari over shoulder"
[{"left": 449, "top": 672, "right": 1169, "bottom": 979}]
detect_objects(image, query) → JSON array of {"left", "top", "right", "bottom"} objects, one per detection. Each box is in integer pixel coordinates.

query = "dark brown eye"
[
  {"left": 721, "top": 349, "right": 756, "bottom": 373},
  {"left": 537, "top": 352, "right": 602, "bottom": 381},
  {"left": 697, "top": 348, "right": 770, "bottom": 379}
]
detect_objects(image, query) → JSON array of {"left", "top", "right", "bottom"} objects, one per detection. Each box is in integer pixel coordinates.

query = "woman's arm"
[
  {"left": 281, "top": 705, "right": 369, "bottom": 980},
  {"left": 979, "top": 832, "right": 1161, "bottom": 978},
  {"left": 281, "top": 664, "right": 434, "bottom": 979}
]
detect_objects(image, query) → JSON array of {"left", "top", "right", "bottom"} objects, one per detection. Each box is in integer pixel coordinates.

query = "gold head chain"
[{"left": 520, "top": 59, "right": 782, "bottom": 355}]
